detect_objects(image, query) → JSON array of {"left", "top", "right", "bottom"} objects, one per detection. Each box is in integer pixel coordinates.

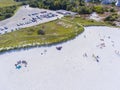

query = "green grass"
[
  {"left": 63, "top": 16, "right": 111, "bottom": 26},
  {"left": 0, "top": 19, "right": 84, "bottom": 52},
  {"left": 0, "top": 16, "right": 114, "bottom": 52},
  {"left": 0, "top": 0, "right": 20, "bottom": 7}
]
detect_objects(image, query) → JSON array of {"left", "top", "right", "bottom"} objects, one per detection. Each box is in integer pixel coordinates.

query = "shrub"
[
  {"left": 78, "top": 6, "right": 92, "bottom": 14},
  {"left": 5, "top": 13, "right": 12, "bottom": 18},
  {"left": 37, "top": 29, "right": 45, "bottom": 35},
  {"left": 93, "top": 5, "right": 105, "bottom": 14},
  {"left": 104, "top": 13, "right": 118, "bottom": 21},
  {"left": 0, "top": 6, "right": 17, "bottom": 20},
  {"left": 109, "top": 7, "right": 116, "bottom": 12}
]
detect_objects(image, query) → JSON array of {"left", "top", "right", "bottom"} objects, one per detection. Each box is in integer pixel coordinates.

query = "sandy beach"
[{"left": 0, "top": 26, "right": 120, "bottom": 90}]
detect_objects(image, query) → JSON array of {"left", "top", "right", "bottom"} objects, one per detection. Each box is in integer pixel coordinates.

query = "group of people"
[
  {"left": 15, "top": 60, "right": 28, "bottom": 69},
  {"left": 83, "top": 53, "right": 100, "bottom": 62}
]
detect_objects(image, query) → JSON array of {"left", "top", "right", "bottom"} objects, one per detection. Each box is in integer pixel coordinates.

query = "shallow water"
[{"left": 0, "top": 26, "right": 120, "bottom": 90}]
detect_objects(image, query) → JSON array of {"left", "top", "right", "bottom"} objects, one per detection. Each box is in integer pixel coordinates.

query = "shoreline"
[
  {"left": 0, "top": 26, "right": 84, "bottom": 54},
  {"left": 0, "top": 25, "right": 119, "bottom": 54}
]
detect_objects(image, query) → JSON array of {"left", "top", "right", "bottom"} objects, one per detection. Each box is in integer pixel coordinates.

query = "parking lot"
[{"left": 0, "top": 5, "right": 63, "bottom": 34}]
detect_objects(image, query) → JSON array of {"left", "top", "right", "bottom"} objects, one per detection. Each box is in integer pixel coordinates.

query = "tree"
[
  {"left": 79, "top": 0, "right": 85, "bottom": 6},
  {"left": 104, "top": 13, "right": 118, "bottom": 21},
  {"left": 78, "top": 6, "right": 92, "bottom": 14}
]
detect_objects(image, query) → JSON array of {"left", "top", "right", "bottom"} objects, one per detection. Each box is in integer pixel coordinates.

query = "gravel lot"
[{"left": 0, "top": 5, "right": 63, "bottom": 34}]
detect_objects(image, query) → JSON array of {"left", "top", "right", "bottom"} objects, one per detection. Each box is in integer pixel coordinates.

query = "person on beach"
[
  {"left": 92, "top": 54, "right": 99, "bottom": 63},
  {"left": 83, "top": 53, "right": 87, "bottom": 57}
]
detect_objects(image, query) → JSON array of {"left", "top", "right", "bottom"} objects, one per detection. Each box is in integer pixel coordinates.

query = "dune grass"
[
  {"left": 0, "top": 15, "right": 113, "bottom": 52},
  {"left": 0, "top": 19, "right": 84, "bottom": 52},
  {"left": 63, "top": 16, "right": 110, "bottom": 26}
]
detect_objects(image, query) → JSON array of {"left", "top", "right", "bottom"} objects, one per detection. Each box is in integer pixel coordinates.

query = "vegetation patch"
[
  {"left": 0, "top": 0, "right": 19, "bottom": 7},
  {"left": 0, "top": 5, "right": 18, "bottom": 21},
  {"left": 0, "top": 19, "right": 84, "bottom": 52},
  {"left": 105, "top": 13, "right": 119, "bottom": 21},
  {"left": 63, "top": 16, "right": 110, "bottom": 26}
]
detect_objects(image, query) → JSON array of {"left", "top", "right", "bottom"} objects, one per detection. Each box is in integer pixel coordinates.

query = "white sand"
[
  {"left": 89, "top": 12, "right": 103, "bottom": 21},
  {"left": 0, "top": 26, "right": 120, "bottom": 90}
]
